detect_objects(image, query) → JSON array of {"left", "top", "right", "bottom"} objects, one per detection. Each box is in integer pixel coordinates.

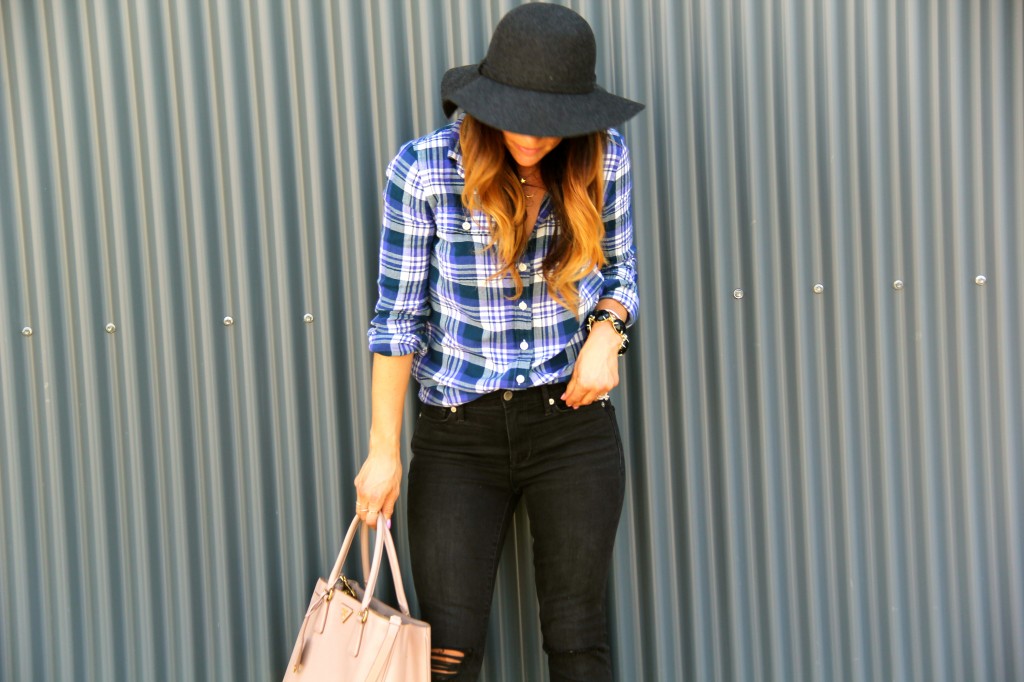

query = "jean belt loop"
[{"left": 540, "top": 383, "right": 555, "bottom": 416}]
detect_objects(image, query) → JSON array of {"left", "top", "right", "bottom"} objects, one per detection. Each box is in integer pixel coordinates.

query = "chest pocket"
[{"left": 434, "top": 212, "right": 497, "bottom": 284}]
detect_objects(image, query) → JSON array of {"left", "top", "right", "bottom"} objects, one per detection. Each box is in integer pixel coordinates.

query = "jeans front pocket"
[
  {"left": 550, "top": 394, "right": 610, "bottom": 415},
  {"left": 417, "top": 403, "right": 454, "bottom": 424}
]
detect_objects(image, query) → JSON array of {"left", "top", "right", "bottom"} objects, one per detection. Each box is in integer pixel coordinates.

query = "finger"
[
  {"left": 562, "top": 378, "right": 585, "bottom": 406},
  {"left": 578, "top": 383, "right": 613, "bottom": 407},
  {"left": 567, "top": 381, "right": 599, "bottom": 407},
  {"left": 365, "top": 508, "right": 380, "bottom": 529},
  {"left": 561, "top": 376, "right": 577, "bottom": 402},
  {"left": 382, "top": 490, "right": 399, "bottom": 527}
]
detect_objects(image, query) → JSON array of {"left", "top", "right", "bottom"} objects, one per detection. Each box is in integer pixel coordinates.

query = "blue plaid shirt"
[{"left": 368, "top": 118, "right": 639, "bottom": 407}]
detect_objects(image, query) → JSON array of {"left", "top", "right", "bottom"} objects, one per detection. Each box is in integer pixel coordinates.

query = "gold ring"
[
  {"left": 356, "top": 504, "right": 369, "bottom": 512},
  {"left": 368, "top": 508, "right": 380, "bottom": 515}
]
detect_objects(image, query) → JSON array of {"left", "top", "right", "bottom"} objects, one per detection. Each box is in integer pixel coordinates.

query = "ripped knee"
[{"left": 431, "top": 648, "right": 467, "bottom": 679}]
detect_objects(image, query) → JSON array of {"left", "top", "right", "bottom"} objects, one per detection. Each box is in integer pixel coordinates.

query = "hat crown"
[{"left": 480, "top": 3, "right": 596, "bottom": 95}]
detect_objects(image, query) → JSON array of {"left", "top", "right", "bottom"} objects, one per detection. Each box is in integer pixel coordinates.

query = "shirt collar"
[{"left": 447, "top": 116, "right": 466, "bottom": 179}]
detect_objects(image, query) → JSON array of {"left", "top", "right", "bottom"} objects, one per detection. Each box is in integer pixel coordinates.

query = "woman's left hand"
[{"left": 561, "top": 322, "right": 622, "bottom": 407}]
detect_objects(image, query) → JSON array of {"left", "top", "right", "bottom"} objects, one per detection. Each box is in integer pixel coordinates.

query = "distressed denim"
[{"left": 407, "top": 382, "right": 626, "bottom": 681}]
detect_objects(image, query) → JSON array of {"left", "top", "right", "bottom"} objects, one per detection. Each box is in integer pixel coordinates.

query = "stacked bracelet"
[{"left": 586, "top": 310, "right": 630, "bottom": 355}]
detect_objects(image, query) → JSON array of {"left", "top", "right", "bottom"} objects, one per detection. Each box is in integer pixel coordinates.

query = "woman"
[{"left": 356, "top": 4, "right": 643, "bottom": 680}]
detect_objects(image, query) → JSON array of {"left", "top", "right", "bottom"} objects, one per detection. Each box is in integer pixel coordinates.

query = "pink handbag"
[{"left": 283, "top": 516, "right": 430, "bottom": 681}]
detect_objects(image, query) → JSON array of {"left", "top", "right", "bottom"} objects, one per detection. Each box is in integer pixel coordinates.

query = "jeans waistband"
[
  {"left": 472, "top": 381, "right": 569, "bottom": 407},
  {"left": 421, "top": 381, "right": 571, "bottom": 422}
]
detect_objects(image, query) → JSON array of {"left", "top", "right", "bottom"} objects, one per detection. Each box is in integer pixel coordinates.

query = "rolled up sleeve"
[
  {"left": 367, "top": 142, "right": 433, "bottom": 356},
  {"left": 600, "top": 137, "right": 640, "bottom": 326}
]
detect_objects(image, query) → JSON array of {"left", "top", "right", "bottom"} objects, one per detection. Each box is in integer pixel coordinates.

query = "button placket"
[
  {"left": 514, "top": 276, "right": 535, "bottom": 385},
  {"left": 516, "top": 293, "right": 532, "bottom": 356},
  {"left": 510, "top": 226, "right": 540, "bottom": 390}
]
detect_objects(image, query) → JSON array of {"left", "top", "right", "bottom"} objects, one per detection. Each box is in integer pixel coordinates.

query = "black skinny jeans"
[{"left": 407, "top": 382, "right": 626, "bottom": 682}]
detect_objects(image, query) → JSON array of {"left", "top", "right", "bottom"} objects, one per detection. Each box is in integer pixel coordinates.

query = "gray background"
[{"left": 1, "top": 1, "right": 1022, "bottom": 680}]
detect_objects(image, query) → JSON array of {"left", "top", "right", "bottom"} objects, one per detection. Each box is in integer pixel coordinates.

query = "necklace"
[{"left": 519, "top": 175, "right": 542, "bottom": 200}]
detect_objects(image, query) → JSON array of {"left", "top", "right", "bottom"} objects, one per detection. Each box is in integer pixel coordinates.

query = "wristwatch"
[{"left": 586, "top": 310, "right": 630, "bottom": 355}]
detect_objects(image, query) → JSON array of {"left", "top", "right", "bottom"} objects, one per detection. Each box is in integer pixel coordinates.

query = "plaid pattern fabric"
[{"left": 368, "top": 117, "right": 639, "bottom": 407}]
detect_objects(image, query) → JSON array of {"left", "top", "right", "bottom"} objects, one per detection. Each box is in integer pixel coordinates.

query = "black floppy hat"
[{"left": 441, "top": 3, "right": 644, "bottom": 138}]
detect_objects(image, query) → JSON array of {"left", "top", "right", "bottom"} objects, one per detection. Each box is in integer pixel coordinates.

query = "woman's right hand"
[
  {"left": 354, "top": 447, "right": 403, "bottom": 529},
  {"left": 357, "top": 352, "right": 415, "bottom": 528}
]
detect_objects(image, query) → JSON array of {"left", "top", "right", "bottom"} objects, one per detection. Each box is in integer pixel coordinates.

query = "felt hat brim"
[{"left": 441, "top": 64, "right": 644, "bottom": 138}]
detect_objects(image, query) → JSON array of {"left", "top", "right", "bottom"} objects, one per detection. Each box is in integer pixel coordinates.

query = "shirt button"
[
  {"left": 518, "top": 263, "right": 528, "bottom": 272},
  {"left": 518, "top": 301, "right": 528, "bottom": 310},
  {"left": 462, "top": 221, "right": 471, "bottom": 231},
  {"left": 516, "top": 375, "right": 525, "bottom": 385},
  {"left": 520, "top": 340, "right": 529, "bottom": 350},
  {"left": 503, "top": 390, "right": 514, "bottom": 401}
]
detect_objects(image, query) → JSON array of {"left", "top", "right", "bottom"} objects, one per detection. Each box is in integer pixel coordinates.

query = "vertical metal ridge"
[
  {"left": 32, "top": 3, "right": 73, "bottom": 681},
  {"left": 0, "top": 15, "right": 32, "bottom": 671},
  {"left": 183, "top": 2, "right": 228, "bottom": 675},
  {"left": 122, "top": 1, "right": 162, "bottom": 678},
  {"left": 0, "top": 7, "right": 30, "bottom": 678},
  {"left": 80, "top": 4, "right": 121, "bottom": 676},
  {"left": 202, "top": 19, "right": 250, "bottom": 677},
  {"left": 1006, "top": 7, "right": 1024, "bottom": 681}
]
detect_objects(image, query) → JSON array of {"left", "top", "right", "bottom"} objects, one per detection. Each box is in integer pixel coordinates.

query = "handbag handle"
[
  {"left": 325, "top": 516, "right": 411, "bottom": 615},
  {"left": 359, "top": 523, "right": 371, "bottom": 580}
]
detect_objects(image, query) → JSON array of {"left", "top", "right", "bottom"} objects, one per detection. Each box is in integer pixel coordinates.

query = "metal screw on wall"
[
  {"left": 732, "top": 288, "right": 744, "bottom": 300},
  {"left": 303, "top": 313, "right": 314, "bottom": 324},
  {"left": 812, "top": 283, "right": 825, "bottom": 294},
  {"left": 21, "top": 326, "right": 33, "bottom": 337},
  {"left": 223, "top": 316, "right": 235, "bottom": 327},
  {"left": 105, "top": 323, "right": 117, "bottom": 334},
  {"left": 893, "top": 279, "right": 904, "bottom": 291},
  {"left": 975, "top": 275, "right": 987, "bottom": 286}
]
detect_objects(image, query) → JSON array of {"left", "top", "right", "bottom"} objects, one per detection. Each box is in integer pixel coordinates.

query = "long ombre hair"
[{"left": 459, "top": 114, "right": 607, "bottom": 314}]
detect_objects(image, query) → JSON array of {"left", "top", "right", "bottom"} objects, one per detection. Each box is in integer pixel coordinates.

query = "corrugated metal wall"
[{"left": 2, "top": 1, "right": 1021, "bottom": 680}]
